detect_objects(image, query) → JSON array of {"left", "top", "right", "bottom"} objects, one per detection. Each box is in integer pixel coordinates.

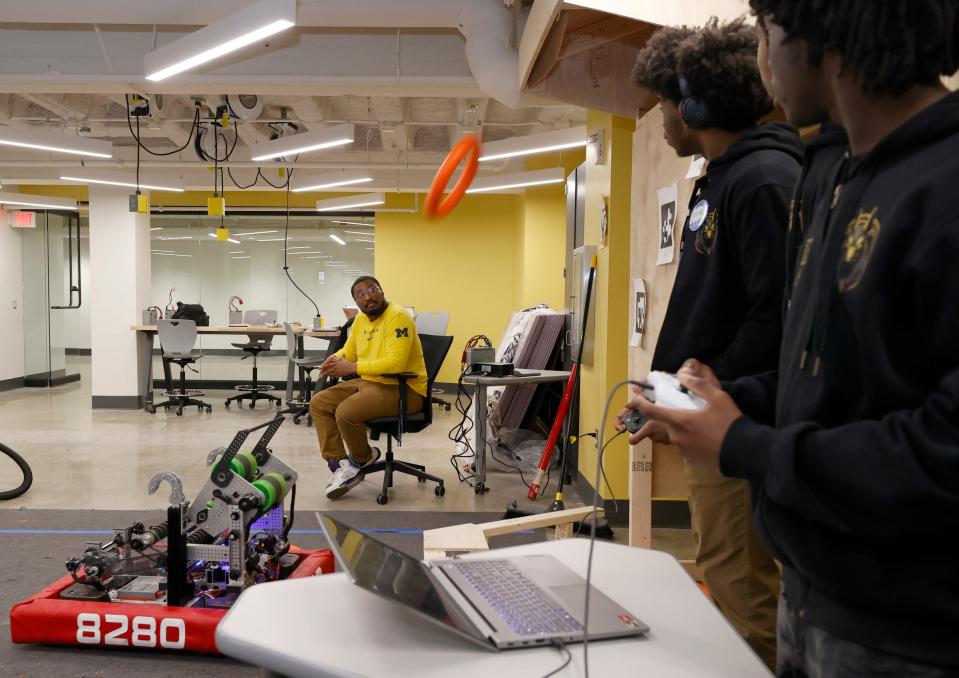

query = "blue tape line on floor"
[{"left": 0, "top": 529, "right": 536, "bottom": 536}]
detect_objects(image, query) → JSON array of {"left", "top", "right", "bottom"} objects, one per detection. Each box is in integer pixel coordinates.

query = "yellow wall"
[
  {"left": 517, "top": 149, "right": 585, "bottom": 310},
  {"left": 376, "top": 193, "right": 525, "bottom": 384},
  {"left": 577, "top": 111, "right": 636, "bottom": 500}
]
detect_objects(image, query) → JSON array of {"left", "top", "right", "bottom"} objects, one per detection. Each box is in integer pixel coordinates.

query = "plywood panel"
[{"left": 627, "top": 105, "right": 699, "bottom": 547}]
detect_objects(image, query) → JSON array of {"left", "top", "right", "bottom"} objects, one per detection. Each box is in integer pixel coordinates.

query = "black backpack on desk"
[{"left": 170, "top": 302, "right": 210, "bottom": 327}]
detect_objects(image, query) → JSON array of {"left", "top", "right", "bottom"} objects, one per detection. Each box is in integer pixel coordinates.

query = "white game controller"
[{"left": 644, "top": 371, "right": 707, "bottom": 411}]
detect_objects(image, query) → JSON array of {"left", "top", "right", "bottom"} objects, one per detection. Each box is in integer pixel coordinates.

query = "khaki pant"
[
  {"left": 309, "top": 379, "right": 424, "bottom": 464},
  {"left": 685, "top": 464, "right": 780, "bottom": 670}
]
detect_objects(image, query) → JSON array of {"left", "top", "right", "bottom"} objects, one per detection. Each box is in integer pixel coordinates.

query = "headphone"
[{"left": 678, "top": 75, "right": 712, "bottom": 130}]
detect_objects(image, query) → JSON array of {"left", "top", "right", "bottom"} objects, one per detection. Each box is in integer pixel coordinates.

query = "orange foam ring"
[{"left": 424, "top": 134, "right": 481, "bottom": 220}]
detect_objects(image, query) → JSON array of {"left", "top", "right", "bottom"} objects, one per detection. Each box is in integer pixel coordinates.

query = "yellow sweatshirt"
[{"left": 335, "top": 303, "right": 428, "bottom": 396}]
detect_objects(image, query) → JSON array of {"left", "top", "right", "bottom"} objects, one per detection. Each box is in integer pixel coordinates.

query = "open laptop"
[{"left": 319, "top": 513, "right": 648, "bottom": 650}]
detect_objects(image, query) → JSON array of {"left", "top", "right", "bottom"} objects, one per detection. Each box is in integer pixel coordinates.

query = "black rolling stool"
[{"left": 225, "top": 309, "right": 283, "bottom": 410}]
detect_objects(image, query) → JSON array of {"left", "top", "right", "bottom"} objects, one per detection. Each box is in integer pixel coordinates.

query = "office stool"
[
  {"left": 146, "top": 319, "right": 212, "bottom": 416},
  {"left": 226, "top": 310, "right": 282, "bottom": 410}
]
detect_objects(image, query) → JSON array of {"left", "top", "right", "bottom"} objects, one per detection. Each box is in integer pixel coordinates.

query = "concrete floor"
[{"left": 0, "top": 356, "right": 693, "bottom": 559}]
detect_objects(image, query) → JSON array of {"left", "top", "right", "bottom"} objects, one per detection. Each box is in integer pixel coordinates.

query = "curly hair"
[
  {"left": 749, "top": 0, "right": 959, "bottom": 96},
  {"left": 675, "top": 18, "right": 773, "bottom": 131},
  {"left": 631, "top": 25, "right": 696, "bottom": 102}
]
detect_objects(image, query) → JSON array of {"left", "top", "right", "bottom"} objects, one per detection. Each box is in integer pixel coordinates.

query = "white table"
[
  {"left": 216, "top": 539, "right": 770, "bottom": 678},
  {"left": 461, "top": 369, "right": 571, "bottom": 494}
]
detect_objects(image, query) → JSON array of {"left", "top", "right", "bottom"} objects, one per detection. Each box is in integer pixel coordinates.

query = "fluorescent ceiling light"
[
  {"left": 0, "top": 125, "right": 113, "bottom": 159},
  {"left": 208, "top": 233, "right": 241, "bottom": 244},
  {"left": 352, "top": 239, "right": 374, "bottom": 243},
  {"left": 152, "top": 250, "right": 176, "bottom": 254},
  {"left": 285, "top": 246, "right": 311, "bottom": 249},
  {"left": 229, "top": 250, "right": 244, "bottom": 254},
  {"left": 0, "top": 191, "right": 78, "bottom": 210},
  {"left": 291, "top": 251, "right": 324, "bottom": 255},
  {"left": 291, "top": 171, "right": 373, "bottom": 193},
  {"left": 250, "top": 123, "right": 354, "bottom": 162},
  {"left": 344, "top": 230, "right": 374, "bottom": 236},
  {"left": 144, "top": 0, "right": 296, "bottom": 81},
  {"left": 329, "top": 234, "right": 346, "bottom": 245},
  {"left": 478, "top": 126, "right": 586, "bottom": 162},
  {"left": 257, "top": 238, "right": 286, "bottom": 242},
  {"left": 331, "top": 220, "right": 373, "bottom": 227},
  {"left": 60, "top": 174, "right": 183, "bottom": 192},
  {"left": 232, "top": 256, "right": 251, "bottom": 259},
  {"left": 466, "top": 168, "right": 565, "bottom": 194},
  {"left": 236, "top": 230, "right": 277, "bottom": 236},
  {"left": 157, "top": 236, "right": 193, "bottom": 241},
  {"left": 150, "top": 227, "right": 163, "bottom": 231},
  {"left": 303, "top": 255, "right": 331, "bottom": 259},
  {"left": 365, "top": 247, "right": 375, "bottom": 251},
  {"left": 315, "top": 192, "right": 385, "bottom": 212}
]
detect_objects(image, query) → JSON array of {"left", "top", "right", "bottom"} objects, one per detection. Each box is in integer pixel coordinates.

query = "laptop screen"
[{"left": 319, "top": 514, "right": 483, "bottom": 639}]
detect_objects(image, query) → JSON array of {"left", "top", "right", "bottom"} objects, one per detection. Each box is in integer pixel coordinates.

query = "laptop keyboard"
[{"left": 451, "top": 560, "right": 583, "bottom": 636}]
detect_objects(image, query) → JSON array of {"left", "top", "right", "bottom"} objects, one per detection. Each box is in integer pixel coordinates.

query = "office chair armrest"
[{"left": 381, "top": 372, "right": 416, "bottom": 444}]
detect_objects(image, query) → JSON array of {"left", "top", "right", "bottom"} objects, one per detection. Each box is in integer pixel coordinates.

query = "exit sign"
[{"left": 9, "top": 211, "right": 36, "bottom": 228}]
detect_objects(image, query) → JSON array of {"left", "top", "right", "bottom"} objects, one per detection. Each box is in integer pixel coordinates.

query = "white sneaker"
[
  {"left": 325, "top": 459, "right": 361, "bottom": 499},
  {"left": 325, "top": 448, "right": 381, "bottom": 500}
]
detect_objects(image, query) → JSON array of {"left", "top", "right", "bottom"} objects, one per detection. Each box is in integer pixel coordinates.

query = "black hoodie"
[
  {"left": 652, "top": 123, "right": 802, "bottom": 380},
  {"left": 728, "top": 122, "right": 849, "bottom": 426},
  {"left": 721, "top": 91, "right": 959, "bottom": 666}
]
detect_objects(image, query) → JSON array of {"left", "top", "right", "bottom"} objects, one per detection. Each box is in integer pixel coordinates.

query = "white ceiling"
[{"left": 0, "top": 0, "right": 586, "bottom": 193}]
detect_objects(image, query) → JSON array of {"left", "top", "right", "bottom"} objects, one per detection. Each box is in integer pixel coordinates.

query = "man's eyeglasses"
[{"left": 353, "top": 285, "right": 382, "bottom": 301}]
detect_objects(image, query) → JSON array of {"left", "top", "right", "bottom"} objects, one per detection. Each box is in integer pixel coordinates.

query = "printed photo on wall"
[
  {"left": 630, "top": 278, "right": 647, "bottom": 348},
  {"left": 656, "top": 182, "right": 678, "bottom": 265}
]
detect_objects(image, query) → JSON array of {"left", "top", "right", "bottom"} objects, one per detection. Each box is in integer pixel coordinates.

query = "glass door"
[{"left": 22, "top": 210, "right": 82, "bottom": 387}]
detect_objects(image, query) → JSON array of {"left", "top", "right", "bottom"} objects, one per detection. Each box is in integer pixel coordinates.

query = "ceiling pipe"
[{"left": 457, "top": 0, "right": 536, "bottom": 109}]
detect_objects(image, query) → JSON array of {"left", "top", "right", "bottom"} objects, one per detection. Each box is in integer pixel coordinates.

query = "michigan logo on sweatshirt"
[{"left": 838, "top": 207, "right": 880, "bottom": 293}]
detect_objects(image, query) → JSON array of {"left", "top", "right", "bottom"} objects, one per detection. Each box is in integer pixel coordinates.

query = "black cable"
[
  {"left": 541, "top": 640, "right": 572, "bottom": 678},
  {"left": 125, "top": 94, "right": 199, "bottom": 156},
  {"left": 227, "top": 167, "right": 260, "bottom": 190},
  {"left": 257, "top": 166, "right": 293, "bottom": 189},
  {"left": 0, "top": 442, "right": 32, "bottom": 500},
  {"left": 281, "top": 165, "right": 320, "bottom": 317},
  {"left": 448, "top": 370, "right": 477, "bottom": 485},
  {"left": 581, "top": 379, "right": 650, "bottom": 678},
  {"left": 282, "top": 484, "right": 296, "bottom": 541},
  {"left": 135, "top": 114, "right": 141, "bottom": 193}
]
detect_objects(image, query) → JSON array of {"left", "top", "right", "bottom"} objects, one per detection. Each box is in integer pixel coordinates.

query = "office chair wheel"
[
  {"left": 376, "top": 493, "right": 389, "bottom": 505},
  {"left": 176, "top": 409, "right": 183, "bottom": 417},
  {"left": 417, "top": 477, "right": 426, "bottom": 483},
  {"left": 249, "top": 402, "right": 256, "bottom": 409},
  {"left": 145, "top": 404, "right": 155, "bottom": 414},
  {"left": 435, "top": 485, "right": 446, "bottom": 497},
  {"left": 224, "top": 400, "right": 231, "bottom": 408},
  {"left": 293, "top": 416, "right": 301, "bottom": 425}
]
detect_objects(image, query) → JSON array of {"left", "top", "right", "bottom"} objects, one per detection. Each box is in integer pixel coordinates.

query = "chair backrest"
[
  {"left": 158, "top": 319, "right": 197, "bottom": 355},
  {"left": 414, "top": 311, "right": 449, "bottom": 335},
  {"left": 282, "top": 322, "right": 297, "bottom": 360},
  {"left": 244, "top": 309, "right": 278, "bottom": 347},
  {"left": 418, "top": 333, "right": 454, "bottom": 425},
  {"left": 245, "top": 309, "right": 278, "bottom": 325}
]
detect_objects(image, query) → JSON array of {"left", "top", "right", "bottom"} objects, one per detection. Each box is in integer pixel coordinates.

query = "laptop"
[{"left": 318, "top": 513, "right": 648, "bottom": 650}]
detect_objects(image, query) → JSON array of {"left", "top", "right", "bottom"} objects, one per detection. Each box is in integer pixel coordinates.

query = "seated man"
[{"left": 310, "top": 276, "right": 428, "bottom": 499}]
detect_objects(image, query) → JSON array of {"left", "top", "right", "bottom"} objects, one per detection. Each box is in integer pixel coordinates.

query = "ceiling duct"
[{"left": 457, "top": 0, "right": 534, "bottom": 109}]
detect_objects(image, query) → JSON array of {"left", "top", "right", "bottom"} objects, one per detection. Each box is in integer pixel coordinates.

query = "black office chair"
[
  {"left": 362, "top": 333, "right": 453, "bottom": 505},
  {"left": 146, "top": 319, "right": 212, "bottom": 416},
  {"left": 226, "top": 309, "right": 282, "bottom": 409}
]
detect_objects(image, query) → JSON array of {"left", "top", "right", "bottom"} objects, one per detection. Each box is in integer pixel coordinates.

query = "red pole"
[{"left": 527, "top": 363, "right": 577, "bottom": 499}]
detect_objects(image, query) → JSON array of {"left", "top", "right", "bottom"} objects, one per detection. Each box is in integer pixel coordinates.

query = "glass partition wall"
[
  {"left": 147, "top": 214, "right": 375, "bottom": 386},
  {"left": 22, "top": 210, "right": 83, "bottom": 387}
]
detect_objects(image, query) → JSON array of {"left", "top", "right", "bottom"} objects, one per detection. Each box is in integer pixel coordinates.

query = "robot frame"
[{"left": 10, "top": 415, "right": 334, "bottom": 653}]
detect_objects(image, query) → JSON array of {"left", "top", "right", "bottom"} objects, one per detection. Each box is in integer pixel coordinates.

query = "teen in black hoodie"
[
  {"left": 629, "top": 2, "right": 959, "bottom": 673},
  {"left": 631, "top": 19, "right": 801, "bottom": 669}
]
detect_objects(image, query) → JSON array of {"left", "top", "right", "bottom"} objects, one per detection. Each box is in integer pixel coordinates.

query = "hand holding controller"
[
  {"left": 646, "top": 371, "right": 707, "bottom": 411},
  {"left": 621, "top": 409, "right": 647, "bottom": 433}
]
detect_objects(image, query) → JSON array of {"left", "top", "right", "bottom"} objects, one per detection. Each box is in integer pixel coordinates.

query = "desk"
[
  {"left": 461, "top": 370, "right": 570, "bottom": 494},
  {"left": 216, "top": 538, "right": 770, "bottom": 678},
  {"left": 130, "top": 325, "right": 341, "bottom": 407}
]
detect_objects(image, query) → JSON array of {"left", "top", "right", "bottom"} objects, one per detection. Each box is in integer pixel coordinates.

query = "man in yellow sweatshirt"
[{"left": 310, "top": 276, "right": 428, "bottom": 499}]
